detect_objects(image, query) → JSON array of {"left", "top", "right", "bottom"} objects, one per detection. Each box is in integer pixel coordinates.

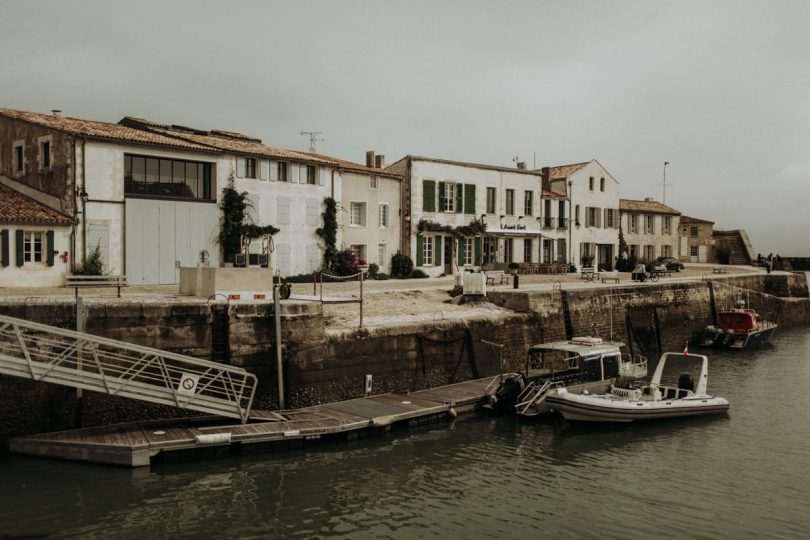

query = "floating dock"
[{"left": 10, "top": 376, "right": 499, "bottom": 467}]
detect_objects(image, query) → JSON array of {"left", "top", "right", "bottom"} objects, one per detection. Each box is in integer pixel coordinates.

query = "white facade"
[
  {"left": 231, "top": 156, "right": 338, "bottom": 277},
  {"left": 619, "top": 201, "right": 681, "bottom": 263},
  {"left": 339, "top": 170, "right": 400, "bottom": 273},
  {"left": 0, "top": 224, "right": 71, "bottom": 288},
  {"left": 549, "top": 160, "right": 620, "bottom": 270},
  {"left": 392, "top": 157, "right": 568, "bottom": 277}
]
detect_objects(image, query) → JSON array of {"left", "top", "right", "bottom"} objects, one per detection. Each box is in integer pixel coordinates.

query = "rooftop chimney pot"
[
  {"left": 366, "top": 151, "right": 375, "bottom": 168},
  {"left": 517, "top": 162, "right": 526, "bottom": 170},
  {"left": 375, "top": 154, "right": 385, "bottom": 168}
]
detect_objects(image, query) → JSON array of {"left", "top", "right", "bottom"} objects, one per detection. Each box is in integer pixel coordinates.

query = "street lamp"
[{"left": 568, "top": 180, "right": 573, "bottom": 267}]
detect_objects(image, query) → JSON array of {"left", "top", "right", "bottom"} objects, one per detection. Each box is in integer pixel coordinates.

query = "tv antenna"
[
  {"left": 300, "top": 131, "right": 323, "bottom": 153},
  {"left": 658, "top": 161, "right": 671, "bottom": 203}
]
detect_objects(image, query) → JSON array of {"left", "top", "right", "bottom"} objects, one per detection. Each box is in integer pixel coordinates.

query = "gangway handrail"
[{"left": 0, "top": 314, "right": 257, "bottom": 423}]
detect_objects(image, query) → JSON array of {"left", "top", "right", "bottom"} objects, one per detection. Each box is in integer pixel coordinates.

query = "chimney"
[
  {"left": 540, "top": 167, "right": 551, "bottom": 192},
  {"left": 366, "top": 151, "right": 376, "bottom": 168},
  {"left": 644, "top": 197, "right": 653, "bottom": 202},
  {"left": 516, "top": 162, "right": 526, "bottom": 170},
  {"left": 51, "top": 109, "right": 61, "bottom": 116},
  {"left": 375, "top": 154, "right": 385, "bottom": 169}
]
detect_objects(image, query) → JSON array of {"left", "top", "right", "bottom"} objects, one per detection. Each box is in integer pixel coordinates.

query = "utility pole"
[
  {"left": 300, "top": 131, "right": 323, "bottom": 153},
  {"left": 659, "top": 161, "right": 671, "bottom": 203}
]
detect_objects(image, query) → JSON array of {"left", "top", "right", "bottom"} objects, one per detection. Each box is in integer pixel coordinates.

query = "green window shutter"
[
  {"left": 0, "top": 229, "right": 8, "bottom": 267},
  {"left": 416, "top": 235, "right": 424, "bottom": 266},
  {"left": 474, "top": 237, "right": 482, "bottom": 266},
  {"left": 435, "top": 235, "right": 442, "bottom": 264},
  {"left": 46, "top": 230, "right": 55, "bottom": 266},
  {"left": 464, "top": 184, "right": 475, "bottom": 215},
  {"left": 15, "top": 229, "right": 24, "bottom": 267},
  {"left": 455, "top": 184, "right": 463, "bottom": 213},
  {"left": 423, "top": 180, "right": 435, "bottom": 212},
  {"left": 457, "top": 238, "right": 464, "bottom": 266},
  {"left": 438, "top": 182, "right": 446, "bottom": 212}
]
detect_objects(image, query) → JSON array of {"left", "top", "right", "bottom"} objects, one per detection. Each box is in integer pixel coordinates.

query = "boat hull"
[
  {"left": 701, "top": 326, "right": 777, "bottom": 349},
  {"left": 546, "top": 394, "right": 730, "bottom": 423}
]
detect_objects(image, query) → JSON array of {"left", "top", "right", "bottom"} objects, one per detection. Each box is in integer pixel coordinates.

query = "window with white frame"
[
  {"left": 629, "top": 214, "right": 639, "bottom": 233},
  {"left": 379, "top": 203, "right": 389, "bottom": 228},
  {"left": 662, "top": 216, "right": 672, "bottom": 235},
  {"left": 586, "top": 207, "right": 600, "bottom": 227},
  {"left": 644, "top": 215, "right": 654, "bottom": 234},
  {"left": 424, "top": 236, "right": 434, "bottom": 265},
  {"left": 690, "top": 246, "right": 699, "bottom": 257},
  {"left": 350, "top": 202, "right": 367, "bottom": 226},
  {"left": 464, "top": 237, "right": 473, "bottom": 265},
  {"left": 691, "top": 226, "right": 698, "bottom": 237},
  {"left": 350, "top": 244, "right": 367, "bottom": 262},
  {"left": 505, "top": 189, "right": 515, "bottom": 215},
  {"left": 39, "top": 138, "right": 51, "bottom": 170},
  {"left": 661, "top": 245, "right": 673, "bottom": 257},
  {"left": 444, "top": 183, "right": 456, "bottom": 212},
  {"left": 24, "top": 231, "right": 43, "bottom": 263},
  {"left": 277, "top": 162, "right": 289, "bottom": 182},
  {"left": 600, "top": 177, "right": 605, "bottom": 192},
  {"left": 370, "top": 176, "right": 379, "bottom": 189},
  {"left": 629, "top": 244, "right": 639, "bottom": 258},
  {"left": 523, "top": 238, "right": 533, "bottom": 263},
  {"left": 644, "top": 245, "right": 655, "bottom": 261},
  {"left": 524, "top": 191, "right": 533, "bottom": 216},
  {"left": 306, "top": 165, "right": 317, "bottom": 185},
  {"left": 589, "top": 177, "right": 594, "bottom": 191},
  {"left": 378, "top": 243, "right": 387, "bottom": 267},
  {"left": 486, "top": 187, "right": 496, "bottom": 214},
  {"left": 483, "top": 236, "right": 496, "bottom": 264}
]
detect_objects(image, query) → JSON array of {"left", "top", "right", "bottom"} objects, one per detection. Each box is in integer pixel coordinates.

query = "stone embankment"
[{"left": 0, "top": 271, "right": 808, "bottom": 446}]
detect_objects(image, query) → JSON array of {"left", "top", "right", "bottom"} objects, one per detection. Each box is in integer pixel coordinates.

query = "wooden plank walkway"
[{"left": 9, "top": 375, "right": 501, "bottom": 468}]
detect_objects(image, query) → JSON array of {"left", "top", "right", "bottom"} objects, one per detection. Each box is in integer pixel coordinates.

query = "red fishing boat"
[{"left": 701, "top": 300, "right": 777, "bottom": 349}]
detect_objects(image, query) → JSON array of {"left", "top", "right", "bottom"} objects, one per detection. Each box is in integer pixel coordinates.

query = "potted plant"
[{"left": 508, "top": 262, "right": 520, "bottom": 275}]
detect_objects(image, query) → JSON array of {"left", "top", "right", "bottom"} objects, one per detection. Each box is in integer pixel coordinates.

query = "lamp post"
[
  {"left": 662, "top": 161, "right": 670, "bottom": 204},
  {"left": 79, "top": 187, "right": 89, "bottom": 265},
  {"left": 568, "top": 180, "right": 573, "bottom": 267}
]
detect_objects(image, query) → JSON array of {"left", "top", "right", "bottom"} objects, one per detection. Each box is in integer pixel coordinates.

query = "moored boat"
[
  {"left": 545, "top": 352, "right": 729, "bottom": 423},
  {"left": 487, "top": 337, "right": 648, "bottom": 417},
  {"left": 701, "top": 299, "right": 777, "bottom": 349}
]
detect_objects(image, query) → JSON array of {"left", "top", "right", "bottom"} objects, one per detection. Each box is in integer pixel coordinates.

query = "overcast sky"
[{"left": 2, "top": 0, "right": 808, "bottom": 254}]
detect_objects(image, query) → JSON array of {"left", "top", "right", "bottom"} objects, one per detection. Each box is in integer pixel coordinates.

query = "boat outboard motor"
[
  {"left": 678, "top": 373, "right": 695, "bottom": 392},
  {"left": 491, "top": 374, "right": 525, "bottom": 414}
]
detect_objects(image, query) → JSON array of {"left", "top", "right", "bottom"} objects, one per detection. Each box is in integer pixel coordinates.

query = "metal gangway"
[{"left": 0, "top": 314, "right": 257, "bottom": 423}]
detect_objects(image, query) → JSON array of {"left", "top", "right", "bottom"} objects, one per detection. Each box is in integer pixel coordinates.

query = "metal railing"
[
  {"left": 0, "top": 314, "right": 257, "bottom": 423},
  {"left": 557, "top": 217, "right": 569, "bottom": 230}
]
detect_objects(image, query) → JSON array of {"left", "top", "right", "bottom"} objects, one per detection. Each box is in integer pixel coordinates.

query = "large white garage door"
[{"left": 126, "top": 198, "right": 219, "bottom": 285}]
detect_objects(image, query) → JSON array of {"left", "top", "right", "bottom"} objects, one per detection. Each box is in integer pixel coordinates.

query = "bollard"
[{"left": 513, "top": 274, "right": 519, "bottom": 289}]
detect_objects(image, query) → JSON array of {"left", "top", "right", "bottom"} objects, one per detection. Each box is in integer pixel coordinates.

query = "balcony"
[
  {"left": 542, "top": 217, "right": 556, "bottom": 229},
  {"left": 557, "top": 217, "right": 568, "bottom": 230}
]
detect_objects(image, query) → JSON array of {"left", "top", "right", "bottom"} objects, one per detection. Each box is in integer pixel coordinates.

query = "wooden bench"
[
  {"left": 650, "top": 265, "right": 671, "bottom": 278},
  {"left": 580, "top": 267, "right": 597, "bottom": 281},
  {"left": 485, "top": 270, "right": 510, "bottom": 285},
  {"left": 712, "top": 267, "right": 728, "bottom": 274},
  {"left": 66, "top": 275, "right": 128, "bottom": 297}
]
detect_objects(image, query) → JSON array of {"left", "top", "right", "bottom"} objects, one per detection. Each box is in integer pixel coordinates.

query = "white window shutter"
[
  {"left": 269, "top": 161, "right": 278, "bottom": 181},
  {"left": 236, "top": 157, "right": 246, "bottom": 178},
  {"left": 291, "top": 164, "right": 299, "bottom": 183},
  {"left": 260, "top": 160, "right": 269, "bottom": 181},
  {"left": 319, "top": 167, "right": 327, "bottom": 186}
]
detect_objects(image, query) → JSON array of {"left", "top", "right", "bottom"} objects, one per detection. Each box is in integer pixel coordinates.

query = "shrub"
[
  {"left": 75, "top": 244, "right": 104, "bottom": 275},
  {"left": 616, "top": 254, "right": 637, "bottom": 272},
  {"left": 410, "top": 269, "right": 429, "bottom": 278},
  {"left": 333, "top": 249, "right": 357, "bottom": 276},
  {"left": 391, "top": 253, "right": 414, "bottom": 278},
  {"left": 581, "top": 254, "right": 595, "bottom": 268},
  {"left": 716, "top": 246, "right": 730, "bottom": 265},
  {"left": 367, "top": 263, "right": 379, "bottom": 277}
]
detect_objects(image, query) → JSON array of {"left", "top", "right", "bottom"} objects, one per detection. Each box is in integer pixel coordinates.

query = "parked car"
[{"left": 645, "top": 257, "right": 684, "bottom": 272}]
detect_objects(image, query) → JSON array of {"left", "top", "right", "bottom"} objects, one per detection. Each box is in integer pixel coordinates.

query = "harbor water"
[{"left": 1, "top": 326, "right": 809, "bottom": 539}]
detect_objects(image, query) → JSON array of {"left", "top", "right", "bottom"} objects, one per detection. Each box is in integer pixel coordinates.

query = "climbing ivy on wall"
[
  {"left": 219, "top": 176, "right": 279, "bottom": 262},
  {"left": 317, "top": 197, "right": 338, "bottom": 270},
  {"left": 416, "top": 218, "right": 486, "bottom": 238}
]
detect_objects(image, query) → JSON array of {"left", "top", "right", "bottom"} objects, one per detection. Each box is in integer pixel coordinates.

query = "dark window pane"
[
  {"left": 132, "top": 157, "right": 146, "bottom": 193},
  {"left": 203, "top": 164, "right": 212, "bottom": 199},
  {"left": 124, "top": 155, "right": 132, "bottom": 192},
  {"left": 186, "top": 162, "right": 199, "bottom": 198},
  {"left": 159, "top": 159, "right": 172, "bottom": 196},
  {"left": 146, "top": 158, "right": 159, "bottom": 194},
  {"left": 173, "top": 162, "right": 185, "bottom": 196}
]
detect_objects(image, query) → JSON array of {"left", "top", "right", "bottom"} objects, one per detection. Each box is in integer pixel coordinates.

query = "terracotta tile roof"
[
  {"left": 680, "top": 215, "right": 714, "bottom": 225},
  {"left": 619, "top": 198, "right": 681, "bottom": 215},
  {"left": 118, "top": 117, "right": 336, "bottom": 165},
  {"left": 387, "top": 155, "right": 543, "bottom": 176},
  {"left": 542, "top": 161, "right": 590, "bottom": 179},
  {"left": 0, "top": 184, "right": 73, "bottom": 225},
  {"left": 0, "top": 109, "right": 216, "bottom": 152},
  {"left": 300, "top": 152, "right": 402, "bottom": 178},
  {"left": 542, "top": 189, "right": 565, "bottom": 199}
]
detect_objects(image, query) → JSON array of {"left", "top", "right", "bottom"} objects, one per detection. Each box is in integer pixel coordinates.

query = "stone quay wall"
[{"left": 0, "top": 272, "right": 808, "bottom": 446}]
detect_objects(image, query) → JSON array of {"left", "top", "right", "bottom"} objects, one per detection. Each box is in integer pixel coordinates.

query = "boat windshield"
[{"left": 527, "top": 348, "right": 579, "bottom": 372}]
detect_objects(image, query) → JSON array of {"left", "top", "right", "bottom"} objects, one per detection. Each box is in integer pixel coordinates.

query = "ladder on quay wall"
[{"left": 0, "top": 314, "right": 257, "bottom": 423}]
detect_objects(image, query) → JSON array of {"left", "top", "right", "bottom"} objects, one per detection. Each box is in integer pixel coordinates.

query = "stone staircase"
[{"left": 714, "top": 229, "right": 754, "bottom": 265}]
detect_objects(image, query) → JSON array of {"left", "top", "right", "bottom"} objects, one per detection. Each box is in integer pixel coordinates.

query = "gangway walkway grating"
[{"left": 0, "top": 314, "right": 257, "bottom": 423}]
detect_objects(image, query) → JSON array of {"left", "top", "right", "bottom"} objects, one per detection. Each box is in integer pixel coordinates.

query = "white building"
[
  {"left": 305, "top": 151, "right": 401, "bottom": 274},
  {"left": 387, "top": 156, "right": 569, "bottom": 276},
  {"left": 619, "top": 198, "right": 681, "bottom": 263},
  {"left": 540, "top": 160, "right": 620, "bottom": 270},
  {"left": 0, "top": 184, "right": 73, "bottom": 288}
]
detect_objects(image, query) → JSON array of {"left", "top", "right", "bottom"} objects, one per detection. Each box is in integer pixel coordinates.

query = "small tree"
[
  {"left": 391, "top": 253, "right": 414, "bottom": 278},
  {"left": 75, "top": 243, "right": 104, "bottom": 275},
  {"left": 316, "top": 197, "right": 338, "bottom": 271},
  {"left": 616, "top": 227, "right": 632, "bottom": 271},
  {"left": 219, "top": 177, "right": 248, "bottom": 263}
]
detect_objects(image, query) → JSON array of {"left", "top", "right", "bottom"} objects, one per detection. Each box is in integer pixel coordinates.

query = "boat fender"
[
  {"left": 448, "top": 407, "right": 458, "bottom": 418},
  {"left": 195, "top": 433, "right": 232, "bottom": 445},
  {"left": 557, "top": 387, "right": 568, "bottom": 395},
  {"left": 371, "top": 415, "right": 394, "bottom": 427}
]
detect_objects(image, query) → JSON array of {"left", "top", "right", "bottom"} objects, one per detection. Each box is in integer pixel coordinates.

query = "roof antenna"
[
  {"left": 300, "top": 131, "right": 323, "bottom": 153},
  {"left": 658, "top": 161, "right": 671, "bottom": 204},
  {"left": 51, "top": 109, "right": 61, "bottom": 116}
]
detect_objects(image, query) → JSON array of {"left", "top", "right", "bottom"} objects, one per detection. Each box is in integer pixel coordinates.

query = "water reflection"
[{"left": 1, "top": 327, "right": 810, "bottom": 539}]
